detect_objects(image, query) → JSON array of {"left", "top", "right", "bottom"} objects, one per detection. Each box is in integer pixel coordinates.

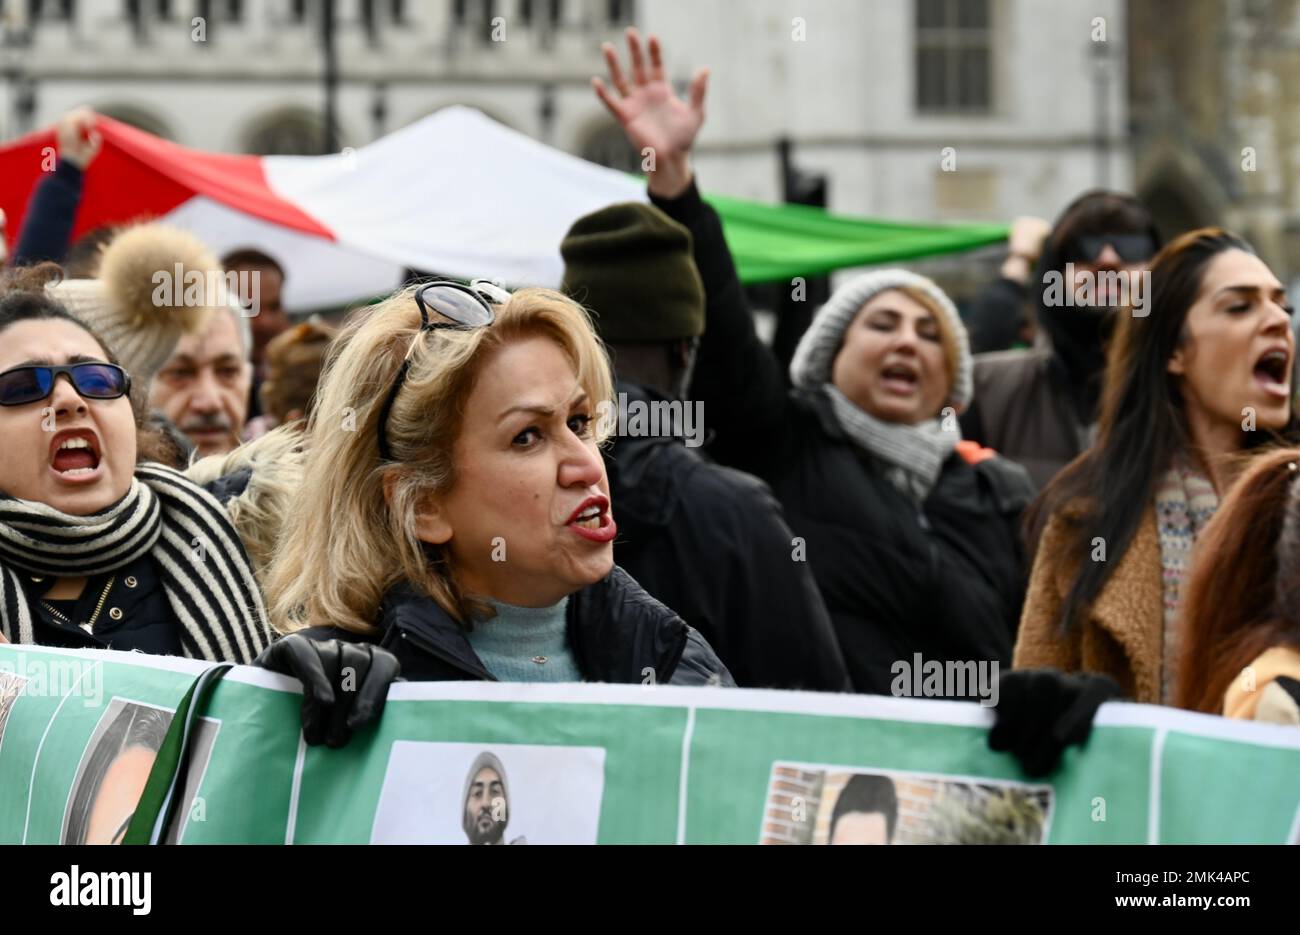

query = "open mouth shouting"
[
  {"left": 48, "top": 428, "right": 103, "bottom": 484},
  {"left": 566, "top": 494, "right": 617, "bottom": 543},
  {"left": 1252, "top": 345, "right": 1293, "bottom": 401},
  {"left": 880, "top": 360, "right": 921, "bottom": 396}
]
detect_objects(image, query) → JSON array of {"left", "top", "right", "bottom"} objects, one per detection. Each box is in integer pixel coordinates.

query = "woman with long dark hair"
[
  {"left": 1015, "top": 228, "right": 1298, "bottom": 704},
  {"left": 1176, "top": 447, "right": 1300, "bottom": 722}
]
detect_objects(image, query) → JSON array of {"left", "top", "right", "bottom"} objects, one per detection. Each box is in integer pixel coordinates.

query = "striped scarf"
[
  {"left": 1154, "top": 457, "right": 1219, "bottom": 705},
  {"left": 0, "top": 463, "right": 272, "bottom": 663}
]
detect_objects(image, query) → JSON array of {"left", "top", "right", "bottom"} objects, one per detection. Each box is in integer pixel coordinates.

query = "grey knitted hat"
[
  {"left": 788, "top": 268, "right": 973, "bottom": 413},
  {"left": 47, "top": 223, "right": 222, "bottom": 390}
]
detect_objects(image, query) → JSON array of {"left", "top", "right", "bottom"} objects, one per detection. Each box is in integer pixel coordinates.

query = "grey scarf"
[{"left": 823, "top": 385, "right": 961, "bottom": 501}]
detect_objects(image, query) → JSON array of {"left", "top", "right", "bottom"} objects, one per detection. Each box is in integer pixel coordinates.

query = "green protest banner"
[{"left": 2, "top": 644, "right": 1297, "bottom": 845}]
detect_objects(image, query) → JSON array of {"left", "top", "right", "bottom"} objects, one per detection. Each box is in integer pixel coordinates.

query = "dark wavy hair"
[
  {"left": 62, "top": 703, "right": 170, "bottom": 845},
  {"left": 1026, "top": 228, "right": 1300, "bottom": 633}
]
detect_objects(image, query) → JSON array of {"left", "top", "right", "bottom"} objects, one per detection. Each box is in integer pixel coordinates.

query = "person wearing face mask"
[
  {"left": 592, "top": 31, "right": 1033, "bottom": 696},
  {"left": 262, "top": 281, "right": 733, "bottom": 692},
  {"left": 0, "top": 267, "right": 271, "bottom": 662},
  {"left": 1015, "top": 228, "right": 1299, "bottom": 706},
  {"left": 960, "top": 192, "right": 1162, "bottom": 491}
]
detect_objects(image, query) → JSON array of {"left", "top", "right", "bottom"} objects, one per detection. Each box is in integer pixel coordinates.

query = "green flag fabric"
[{"left": 707, "top": 192, "right": 1010, "bottom": 284}]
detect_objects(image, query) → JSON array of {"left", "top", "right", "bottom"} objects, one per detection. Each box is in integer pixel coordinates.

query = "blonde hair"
[
  {"left": 263, "top": 285, "right": 614, "bottom": 635},
  {"left": 183, "top": 423, "right": 306, "bottom": 589}
]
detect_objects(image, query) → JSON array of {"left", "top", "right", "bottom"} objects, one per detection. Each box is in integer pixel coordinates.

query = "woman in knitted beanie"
[
  {"left": 701, "top": 266, "right": 1035, "bottom": 696},
  {"left": 585, "top": 31, "right": 1030, "bottom": 697}
]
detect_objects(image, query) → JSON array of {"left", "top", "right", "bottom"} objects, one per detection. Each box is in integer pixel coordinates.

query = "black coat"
[
  {"left": 606, "top": 380, "right": 850, "bottom": 692},
  {"left": 965, "top": 276, "right": 1030, "bottom": 355},
  {"left": 652, "top": 181, "right": 1034, "bottom": 696},
  {"left": 740, "top": 390, "right": 1032, "bottom": 694},
  {"left": 299, "top": 566, "right": 735, "bottom": 686},
  {"left": 13, "top": 160, "right": 82, "bottom": 267},
  {"left": 29, "top": 553, "right": 180, "bottom": 655}
]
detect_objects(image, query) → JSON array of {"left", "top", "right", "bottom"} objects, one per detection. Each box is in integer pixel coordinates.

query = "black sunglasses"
[
  {"left": 1067, "top": 233, "right": 1155, "bottom": 265},
  {"left": 0, "top": 362, "right": 131, "bottom": 407},
  {"left": 376, "top": 280, "right": 508, "bottom": 462}
]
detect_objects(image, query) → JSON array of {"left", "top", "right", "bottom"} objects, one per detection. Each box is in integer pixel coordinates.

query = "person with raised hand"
[
  {"left": 593, "top": 31, "right": 1033, "bottom": 696},
  {"left": 12, "top": 107, "right": 103, "bottom": 268}
]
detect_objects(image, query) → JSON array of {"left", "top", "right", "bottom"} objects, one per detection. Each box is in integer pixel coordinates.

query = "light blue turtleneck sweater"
[{"left": 466, "top": 596, "right": 582, "bottom": 682}]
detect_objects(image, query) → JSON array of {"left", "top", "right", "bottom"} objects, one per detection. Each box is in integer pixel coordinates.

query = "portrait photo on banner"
[
  {"left": 370, "top": 741, "right": 607, "bottom": 845},
  {"left": 59, "top": 697, "right": 218, "bottom": 846},
  {"left": 760, "top": 762, "right": 1055, "bottom": 845}
]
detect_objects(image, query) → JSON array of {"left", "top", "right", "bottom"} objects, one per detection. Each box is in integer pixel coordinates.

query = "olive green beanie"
[{"left": 560, "top": 202, "right": 705, "bottom": 342}]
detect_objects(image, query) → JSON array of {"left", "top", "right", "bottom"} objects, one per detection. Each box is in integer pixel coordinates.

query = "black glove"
[
  {"left": 256, "top": 635, "right": 401, "bottom": 749},
  {"left": 988, "top": 669, "right": 1122, "bottom": 778}
]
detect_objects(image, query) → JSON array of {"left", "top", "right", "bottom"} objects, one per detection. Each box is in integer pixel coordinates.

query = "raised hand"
[
  {"left": 56, "top": 107, "right": 103, "bottom": 171},
  {"left": 592, "top": 28, "right": 708, "bottom": 199}
]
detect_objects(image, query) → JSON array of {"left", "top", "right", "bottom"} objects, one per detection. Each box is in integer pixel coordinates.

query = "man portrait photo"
[
  {"left": 828, "top": 773, "right": 898, "bottom": 845},
  {"left": 461, "top": 752, "right": 526, "bottom": 845}
]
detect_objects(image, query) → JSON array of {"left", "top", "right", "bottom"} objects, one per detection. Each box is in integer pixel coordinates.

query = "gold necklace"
[{"left": 42, "top": 576, "right": 116, "bottom": 633}]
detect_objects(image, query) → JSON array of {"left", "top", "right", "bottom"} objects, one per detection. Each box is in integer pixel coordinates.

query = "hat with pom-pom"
[{"left": 48, "top": 223, "right": 224, "bottom": 392}]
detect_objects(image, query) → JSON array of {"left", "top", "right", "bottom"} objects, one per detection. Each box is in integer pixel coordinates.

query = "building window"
[
  {"left": 362, "top": 0, "right": 407, "bottom": 35},
  {"left": 244, "top": 109, "right": 337, "bottom": 155},
  {"left": 607, "top": 0, "right": 632, "bottom": 25},
  {"left": 196, "top": 0, "right": 243, "bottom": 24},
  {"left": 27, "top": 0, "right": 75, "bottom": 20},
  {"left": 915, "top": 0, "right": 991, "bottom": 114}
]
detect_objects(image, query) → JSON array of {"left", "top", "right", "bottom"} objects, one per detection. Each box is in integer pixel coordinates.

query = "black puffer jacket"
[
  {"left": 653, "top": 181, "right": 1033, "bottom": 696},
  {"left": 299, "top": 566, "right": 735, "bottom": 686},
  {"left": 607, "top": 380, "right": 850, "bottom": 692},
  {"left": 739, "top": 389, "right": 1032, "bottom": 694}
]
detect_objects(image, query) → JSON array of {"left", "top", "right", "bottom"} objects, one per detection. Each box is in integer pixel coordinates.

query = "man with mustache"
[
  {"left": 461, "top": 752, "right": 525, "bottom": 845},
  {"left": 149, "top": 301, "right": 252, "bottom": 459}
]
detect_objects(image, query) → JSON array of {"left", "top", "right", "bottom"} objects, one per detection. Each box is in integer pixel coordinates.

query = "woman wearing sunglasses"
[
  {"left": 0, "top": 268, "right": 271, "bottom": 662},
  {"left": 263, "top": 281, "right": 733, "bottom": 690}
]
